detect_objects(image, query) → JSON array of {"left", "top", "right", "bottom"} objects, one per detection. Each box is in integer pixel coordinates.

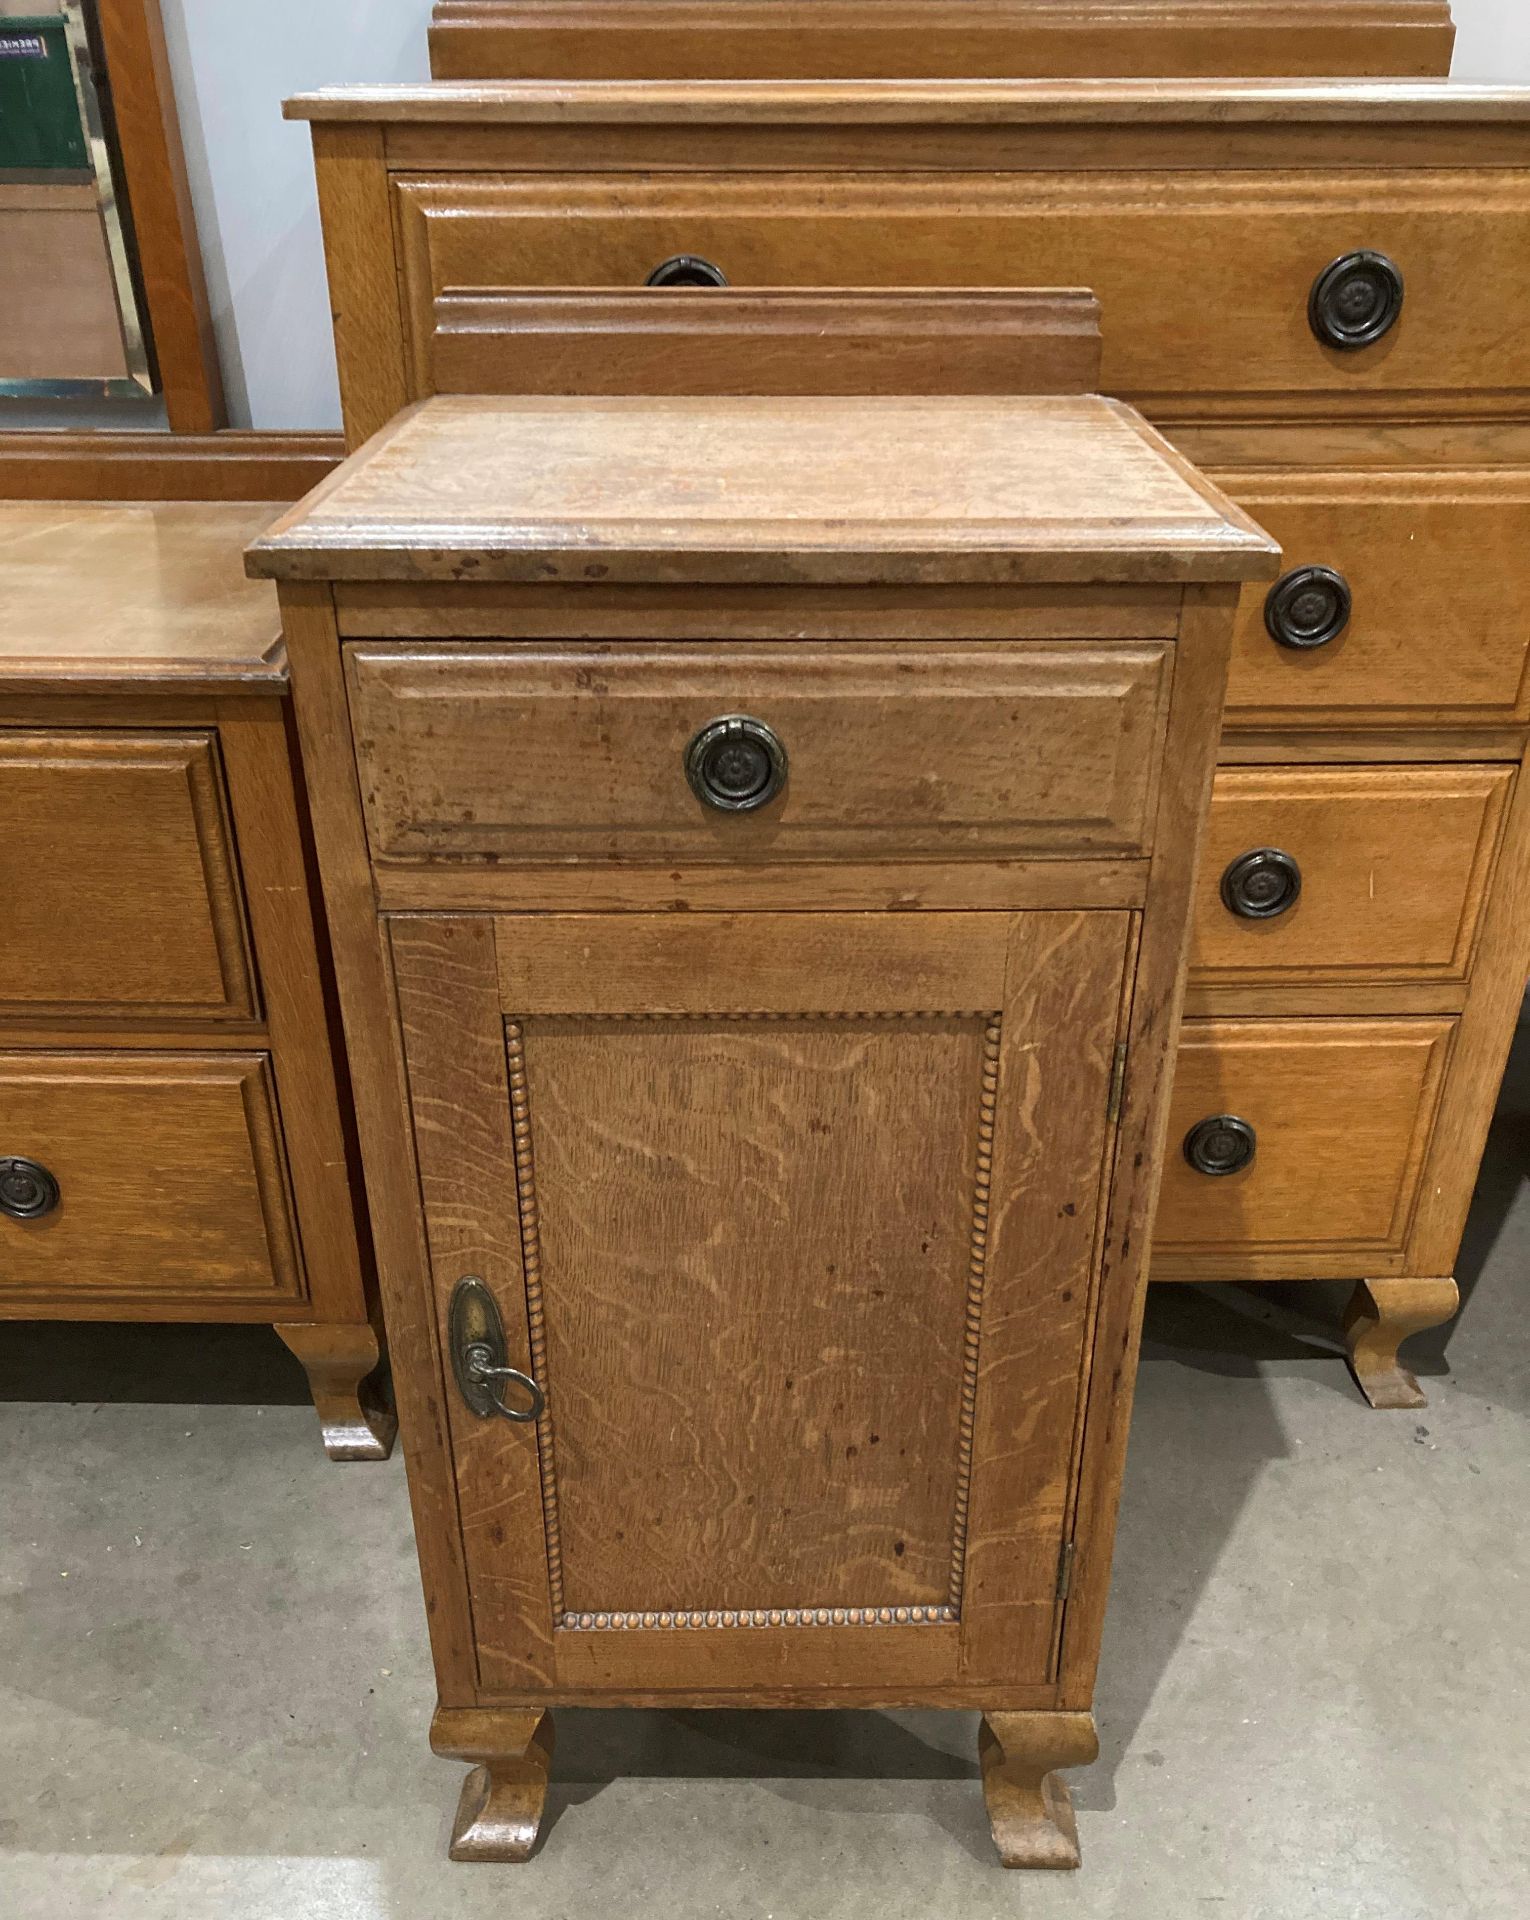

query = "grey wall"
[
  {"left": 157, "top": 0, "right": 1530, "bottom": 431},
  {"left": 157, "top": 1, "right": 429, "bottom": 430}
]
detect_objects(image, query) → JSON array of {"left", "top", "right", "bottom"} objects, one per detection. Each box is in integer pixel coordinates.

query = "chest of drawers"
[
  {"left": 289, "top": 75, "right": 1530, "bottom": 1411},
  {"left": 0, "top": 481, "right": 390, "bottom": 1460},
  {"left": 248, "top": 390, "right": 1276, "bottom": 1865}
]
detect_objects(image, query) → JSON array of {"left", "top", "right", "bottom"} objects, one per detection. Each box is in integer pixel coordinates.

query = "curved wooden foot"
[
  {"left": 274, "top": 1321, "right": 396, "bottom": 1461},
  {"left": 431, "top": 1708, "right": 555, "bottom": 1863},
  {"left": 979, "top": 1710, "right": 1099, "bottom": 1869},
  {"left": 1342, "top": 1277, "right": 1459, "bottom": 1410}
]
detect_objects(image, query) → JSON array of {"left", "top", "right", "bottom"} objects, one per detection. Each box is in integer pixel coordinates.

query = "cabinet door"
[{"left": 393, "top": 910, "right": 1131, "bottom": 1699}]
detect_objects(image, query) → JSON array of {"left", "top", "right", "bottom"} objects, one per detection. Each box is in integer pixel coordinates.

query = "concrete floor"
[{"left": 4, "top": 1039, "right": 1529, "bottom": 1920}]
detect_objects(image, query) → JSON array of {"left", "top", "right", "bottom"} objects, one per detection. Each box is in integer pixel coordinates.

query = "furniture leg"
[
  {"left": 978, "top": 1710, "right": 1099, "bottom": 1869},
  {"left": 274, "top": 1319, "right": 397, "bottom": 1460},
  {"left": 1342, "top": 1277, "right": 1459, "bottom": 1410},
  {"left": 431, "top": 1707, "right": 556, "bottom": 1862}
]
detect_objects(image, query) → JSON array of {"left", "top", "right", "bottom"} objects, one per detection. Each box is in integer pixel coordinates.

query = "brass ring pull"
[
  {"left": 462, "top": 1344, "right": 545, "bottom": 1424},
  {"left": 449, "top": 1276, "right": 545, "bottom": 1423}
]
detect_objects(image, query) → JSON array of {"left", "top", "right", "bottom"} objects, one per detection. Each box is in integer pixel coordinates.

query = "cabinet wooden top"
[
  {"left": 0, "top": 500, "right": 286, "bottom": 694},
  {"left": 246, "top": 393, "right": 1278, "bottom": 588},
  {"left": 285, "top": 77, "right": 1526, "bottom": 126}
]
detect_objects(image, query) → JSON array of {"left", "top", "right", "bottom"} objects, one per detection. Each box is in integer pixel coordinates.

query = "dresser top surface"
[
  {"left": 286, "top": 76, "right": 1528, "bottom": 124},
  {"left": 0, "top": 500, "right": 286, "bottom": 694},
  {"left": 247, "top": 394, "right": 1279, "bottom": 589}
]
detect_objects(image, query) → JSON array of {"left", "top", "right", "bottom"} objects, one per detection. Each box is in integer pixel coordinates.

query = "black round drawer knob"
[
  {"left": 0, "top": 1157, "right": 60, "bottom": 1220},
  {"left": 646, "top": 254, "right": 728, "bottom": 289},
  {"left": 685, "top": 715, "right": 787, "bottom": 813},
  {"left": 1183, "top": 1116, "right": 1257, "bottom": 1178},
  {"left": 1309, "top": 250, "right": 1404, "bottom": 351},
  {"left": 1221, "top": 848, "right": 1302, "bottom": 921},
  {"left": 1265, "top": 565, "right": 1352, "bottom": 651}
]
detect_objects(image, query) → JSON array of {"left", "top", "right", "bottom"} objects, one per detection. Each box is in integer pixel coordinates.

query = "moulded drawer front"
[
  {"left": 344, "top": 641, "right": 1170, "bottom": 865},
  {"left": 1190, "top": 764, "right": 1514, "bottom": 988},
  {"left": 395, "top": 174, "right": 1530, "bottom": 404},
  {"left": 0, "top": 1052, "right": 304, "bottom": 1310},
  {"left": 0, "top": 730, "right": 256, "bottom": 1020},
  {"left": 1218, "top": 482, "right": 1530, "bottom": 727},
  {"left": 1151, "top": 1016, "right": 1455, "bottom": 1277}
]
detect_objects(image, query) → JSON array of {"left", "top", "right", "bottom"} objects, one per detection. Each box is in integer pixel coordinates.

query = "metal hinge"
[
  {"left": 1106, "top": 1042, "right": 1128, "bottom": 1123},
  {"left": 1056, "top": 1540, "right": 1075, "bottom": 1601}
]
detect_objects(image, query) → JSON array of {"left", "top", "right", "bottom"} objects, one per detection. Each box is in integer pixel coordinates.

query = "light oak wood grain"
[
  {"left": 427, "top": 1, "right": 1456, "bottom": 83},
  {"left": 1, "top": 477, "right": 387, "bottom": 1456},
  {"left": 249, "top": 394, "right": 1277, "bottom": 587},
  {"left": 427, "top": 287, "right": 1102, "bottom": 401},
  {"left": 288, "top": 79, "right": 1525, "bottom": 129},
  {"left": 385, "top": 168, "right": 1530, "bottom": 413},
  {"left": 263, "top": 395, "right": 1262, "bottom": 1855},
  {"left": 0, "top": 432, "right": 342, "bottom": 505},
  {"left": 345, "top": 641, "right": 1170, "bottom": 869},
  {"left": 0, "top": 502, "right": 284, "bottom": 694},
  {"left": 278, "top": 583, "right": 482, "bottom": 1671},
  {"left": 1217, "top": 472, "right": 1530, "bottom": 729},
  {"left": 0, "top": 1050, "right": 302, "bottom": 1310},
  {"left": 1343, "top": 1275, "right": 1460, "bottom": 1409},
  {"left": 1152, "top": 1015, "right": 1455, "bottom": 1278},
  {"left": 1188, "top": 764, "right": 1514, "bottom": 990},
  {"left": 335, "top": 579, "right": 1183, "bottom": 641},
  {"left": 0, "top": 730, "right": 255, "bottom": 1022}
]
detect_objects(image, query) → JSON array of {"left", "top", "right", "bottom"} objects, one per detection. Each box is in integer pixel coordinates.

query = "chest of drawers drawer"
[
  {"left": 1217, "top": 474, "right": 1530, "bottom": 729},
  {"left": 345, "top": 639, "right": 1172, "bottom": 870},
  {"left": 1189, "top": 763, "right": 1514, "bottom": 991},
  {"left": 392, "top": 172, "right": 1530, "bottom": 411},
  {"left": 0, "top": 1050, "right": 304, "bottom": 1311},
  {"left": 0, "top": 729, "right": 256, "bottom": 1022},
  {"left": 1152, "top": 1014, "right": 1455, "bottom": 1277}
]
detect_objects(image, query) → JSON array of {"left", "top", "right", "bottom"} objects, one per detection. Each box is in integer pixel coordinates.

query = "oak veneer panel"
[
  {"left": 427, "top": 2, "right": 1457, "bottom": 82},
  {"left": 532, "top": 1011, "right": 985, "bottom": 1616},
  {"left": 492, "top": 913, "right": 1010, "bottom": 1015},
  {"left": 346, "top": 641, "right": 1171, "bottom": 866},
  {"left": 0, "top": 730, "right": 256, "bottom": 1022},
  {"left": 0, "top": 433, "right": 342, "bottom": 505},
  {"left": 1189, "top": 765, "right": 1514, "bottom": 990},
  {"left": 426, "top": 287, "right": 1102, "bottom": 402},
  {"left": 0, "top": 501, "right": 285, "bottom": 694},
  {"left": 1217, "top": 474, "right": 1530, "bottom": 729},
  {"left": 250, "top": 394, "right": 1274, "bottom": 587},
  {"left": 389, "top": 171, "right": 1530, "bottom": 411},
  {"left": 335, "top": 580, "right": 1183, "bottom": 641},
  {"left": 1151, "top": 1016, "right": 1454, "bottom": 1275},
  {"left": 398, "top": 907, "right": 1131, "bottom": 1693},
  {"left": 0, "top": 1051, "right": 303, "bottom": 1309}
]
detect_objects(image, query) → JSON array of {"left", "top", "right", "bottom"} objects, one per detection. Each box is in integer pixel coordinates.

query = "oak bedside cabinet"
[
  {"left": 0, "top": 485, "right": 390, "bottom": 1461},
  {"left": 247, "top": 387, "right": 1277, "bottom": 1866},
  {"left": 289, "top": 75, "right": 1530, "bottom": 1413}
]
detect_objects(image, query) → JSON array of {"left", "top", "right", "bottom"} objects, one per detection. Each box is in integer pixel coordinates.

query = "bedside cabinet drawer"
[
  {"left": 1190, "top": 765, "right": 1513, "bottom": 990},
  {"left": 0, "top": 1051, "right": 304, "bottom": 1312},
  {"left": 396, "top": 174, "right": 1530, "bottom": 405},
  {"left": 345, "top": 640, "right": 1170, "bottom": 867},
  {"left": 0, "top": 731, "right": 257, "bottom": 1021},
  {"left": 1151, "top": 1017, "right": 1455, "bottom": 1278},
  {"left": 1218, "top": 479, "right": 1530, "bottom": 728}
]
